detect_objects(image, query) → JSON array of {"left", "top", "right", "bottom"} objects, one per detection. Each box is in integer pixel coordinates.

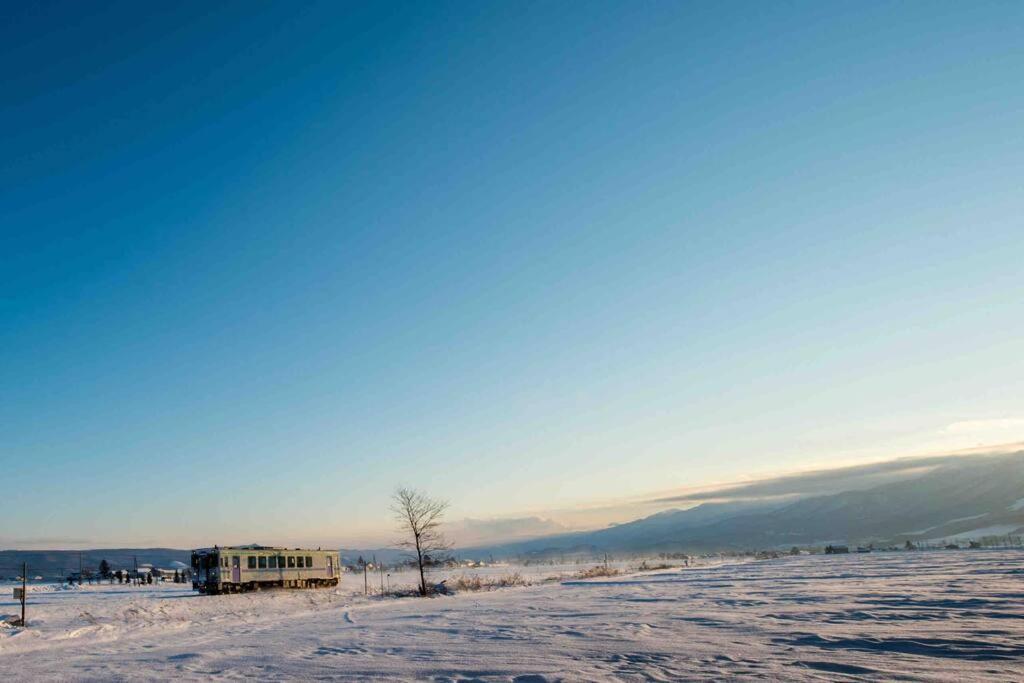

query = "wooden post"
[
  {"left": 21, "top": 562, "right": 27, "bottom": 626},
  {"left": 363, "top": 563, "right": 368, "bottom": 596}
]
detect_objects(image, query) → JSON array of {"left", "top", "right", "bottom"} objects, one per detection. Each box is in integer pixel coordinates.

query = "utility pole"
[{"left": 363, "top": 562, "right": 368, "bottom": 596}]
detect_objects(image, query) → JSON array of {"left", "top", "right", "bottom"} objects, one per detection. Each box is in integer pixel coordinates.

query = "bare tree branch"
[{"left": 391, "top": 487, "right": 451, "bottom": 596}]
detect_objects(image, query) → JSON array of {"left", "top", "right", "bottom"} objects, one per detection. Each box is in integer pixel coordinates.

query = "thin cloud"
[
  {"left": 651, "top": 448, "right": 1023, "bottom": 505},
  {"left": 944, "top": 418, "right": 1024, "bottom": 433}
]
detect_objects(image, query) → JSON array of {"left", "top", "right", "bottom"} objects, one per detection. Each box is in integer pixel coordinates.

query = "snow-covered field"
[{"left": 1, "top": 550, "right": 1022, "bottom": 681}]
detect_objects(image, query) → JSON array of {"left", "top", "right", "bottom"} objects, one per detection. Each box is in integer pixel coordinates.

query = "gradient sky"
[{"left": 3, "top": 1, "right": 1023, "bottom": 549}]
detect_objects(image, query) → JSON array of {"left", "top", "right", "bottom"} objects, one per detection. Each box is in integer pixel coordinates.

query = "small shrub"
[
  {"left": 451, "top": 572, "right": 529, "bottom": 593},
  {"left": 452, "top": 575, "right": 483, "bottom": 592},
  {"left": 494, "top": 572, "right": 528, "bottom": 588},
  {"left": 636, "top": 561, "right": 672, "bottom": 572},
  {"left": 576, "top": 565, "right": 620, "bottom": 579}
]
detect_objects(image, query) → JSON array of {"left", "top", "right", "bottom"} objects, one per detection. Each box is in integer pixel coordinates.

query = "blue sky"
[{"left": 3, "top": 1, "right": 1023, "bottom": 548}]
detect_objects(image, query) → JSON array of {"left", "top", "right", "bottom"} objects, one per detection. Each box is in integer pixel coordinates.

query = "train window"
[
  {"left": 288, "top": 556, "right": 296, "bottom": 568},
  {"left": 306, "top": 556, "right": 313, "bottom": 567},
  {"left": 269, "top": 556, "right": 277, "bottom": 569},
  {"left": 297, "top": 556, "right": 305, "bottom": 568},
  {"left": 258, "top": 556, "right": 267, "bottom": 569},
  {"left": 223, "top": 557, "right": 229, "bottom": 568},
  {"left": 247, "top": 556, "right": 257, "bottom": 569}
]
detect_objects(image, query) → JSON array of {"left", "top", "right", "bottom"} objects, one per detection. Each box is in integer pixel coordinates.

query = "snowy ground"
[{"left": 1, "top": 550, "right": 1022, "bottom": 681}]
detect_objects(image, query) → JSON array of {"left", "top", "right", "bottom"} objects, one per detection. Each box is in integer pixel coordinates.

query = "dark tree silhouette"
[{"left": 391, "top": 487, "right": 451, "bottom": 596}]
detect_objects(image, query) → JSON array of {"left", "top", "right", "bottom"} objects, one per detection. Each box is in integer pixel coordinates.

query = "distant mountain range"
[
  {"left": 6, "top": 452, "right": 1022, "bottom": 573},
  {"left": 337, "top": 547, "right": 410, "bottom": 565},
  {"left": 463, "top": 451, "right": 1024, "bottom": 557}
]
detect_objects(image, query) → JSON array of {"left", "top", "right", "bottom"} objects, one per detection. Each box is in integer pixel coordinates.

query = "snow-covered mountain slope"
[{"left": 469, "top": 451, "right": 1024, "bottom": 556}]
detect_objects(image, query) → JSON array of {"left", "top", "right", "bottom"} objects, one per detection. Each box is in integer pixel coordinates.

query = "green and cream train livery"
[{"left": 191, "top": 545, "right": 340, "bottom": 594}]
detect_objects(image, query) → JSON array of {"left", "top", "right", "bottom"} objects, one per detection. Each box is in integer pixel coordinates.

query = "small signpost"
[{"left": 12, "top": 562, "right": 27, "bottom": 626}]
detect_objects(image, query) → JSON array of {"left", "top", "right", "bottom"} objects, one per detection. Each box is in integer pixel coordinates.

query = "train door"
[
  {"left": 327, "top": 555, "right": 334, "bottom": 578},
  {"left": 231, "top": 555, "right": 241, "bottom": 583}
]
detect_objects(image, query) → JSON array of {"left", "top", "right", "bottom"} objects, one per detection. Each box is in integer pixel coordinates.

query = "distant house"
[{"left": 151, "top": 568, "right": 179, "bottom": 581}]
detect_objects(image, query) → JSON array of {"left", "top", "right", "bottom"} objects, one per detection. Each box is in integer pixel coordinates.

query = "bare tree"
[{"left": 391, "top": 487, "right": 451, "bottom": 596}]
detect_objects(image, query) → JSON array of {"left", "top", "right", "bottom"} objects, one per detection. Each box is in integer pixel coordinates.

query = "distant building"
[{"left": 151, "top": 568, "right": 182, "bottom": 581}]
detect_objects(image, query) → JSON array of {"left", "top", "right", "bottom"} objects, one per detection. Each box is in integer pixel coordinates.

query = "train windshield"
[{"left": 191, "top": 552, "right": 219, "bottom": 570}]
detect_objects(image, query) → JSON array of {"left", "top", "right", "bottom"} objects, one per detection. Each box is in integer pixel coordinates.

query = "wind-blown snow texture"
[{"left": 2, "top": 550, "right": 1022, "bottom": 680}]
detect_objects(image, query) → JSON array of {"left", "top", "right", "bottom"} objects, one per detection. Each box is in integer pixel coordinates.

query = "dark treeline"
[{"left": 0, "top": 549, "right": 189, "bottom": 580}]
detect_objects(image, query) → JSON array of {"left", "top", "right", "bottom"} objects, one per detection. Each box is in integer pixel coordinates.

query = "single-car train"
[{"left": 191, "top": 544, "right": 339, "bottom": 594}]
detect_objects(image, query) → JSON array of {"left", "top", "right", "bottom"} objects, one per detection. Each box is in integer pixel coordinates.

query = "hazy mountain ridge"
[
  {"left": 6, "top": 453, "right": 1022, "bottom": 571},
  {"left": 466, "top": 451, "right": 1024, "bottom": 557}
]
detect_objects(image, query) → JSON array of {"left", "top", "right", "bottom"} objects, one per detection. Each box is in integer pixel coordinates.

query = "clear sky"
[{"left": 3, "top": 1, "right": 1023, "bottom": 549}]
